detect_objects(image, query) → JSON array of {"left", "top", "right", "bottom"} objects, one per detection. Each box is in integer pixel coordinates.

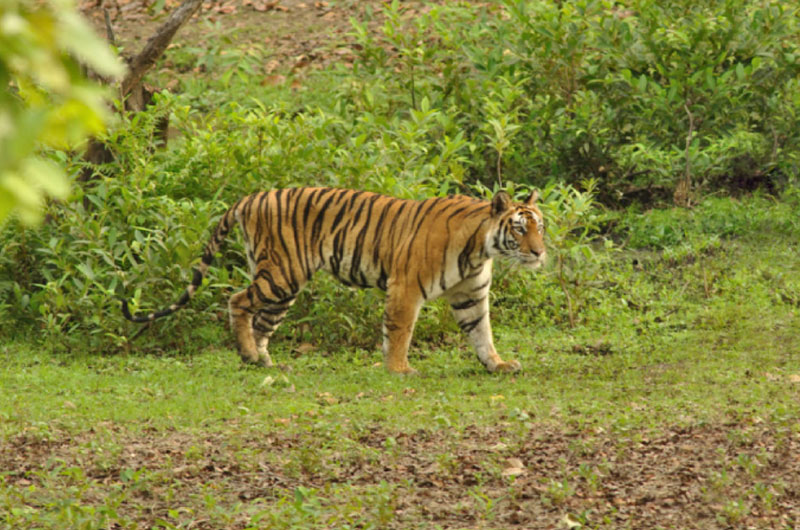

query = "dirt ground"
[
  {"left": 79, "top": 0, "right": 416, "bottom": 77},
  {"left": 3, "top": 422, "right": 799, "bottom": 528}
]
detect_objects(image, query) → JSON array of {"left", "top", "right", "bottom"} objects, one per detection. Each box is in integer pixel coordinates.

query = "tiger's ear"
[
  {"left": 491, "top": 191, "right": 512, "bottom": 216},
  {"left": 524, "top": 189, "right": 539, "bottom": 206}
]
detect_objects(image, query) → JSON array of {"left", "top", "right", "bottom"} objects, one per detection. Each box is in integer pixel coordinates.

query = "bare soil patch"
[
  {"left": 3, "top": 422, "right": 798, "bottom": 528},
  {"left": 79, "top": 0, "right": 419, "bottom": 77}
]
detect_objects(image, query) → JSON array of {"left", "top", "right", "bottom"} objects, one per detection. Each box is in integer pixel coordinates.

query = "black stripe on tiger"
[
  {"left": 450, "top": 296, "right": 485, "bottom": 311},
  {"left": 457, "top": 314, "right": 485, "bottom": 334}
]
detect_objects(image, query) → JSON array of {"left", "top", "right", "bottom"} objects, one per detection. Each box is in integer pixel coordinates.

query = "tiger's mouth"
[{"left": 521, "top": 254, "right": 546, "bottom": 269}]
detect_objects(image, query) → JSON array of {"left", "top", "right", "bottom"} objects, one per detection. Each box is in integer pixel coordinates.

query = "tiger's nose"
[{"left": 531, "top": 248, "right": 546, "bottom": 261}]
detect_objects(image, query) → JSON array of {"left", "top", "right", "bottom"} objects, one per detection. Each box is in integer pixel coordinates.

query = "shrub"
[
  {"left": 350, "top": 0, "right": 800, "bottom": 201},
  {"left": 2, "top": 0, "right": 798, "bottom": 351}
]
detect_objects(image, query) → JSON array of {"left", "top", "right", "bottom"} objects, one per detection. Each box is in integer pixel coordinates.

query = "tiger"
[{"left": 121, "top": 187, "right": 546, "bottom": 374}]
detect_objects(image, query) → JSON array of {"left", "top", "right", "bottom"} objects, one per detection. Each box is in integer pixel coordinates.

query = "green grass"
[{"left": 2, "top": 207, "right": 799, "bottom": 528}]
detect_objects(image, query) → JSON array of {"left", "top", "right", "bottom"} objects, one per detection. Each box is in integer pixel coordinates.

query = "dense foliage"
[
  {"left": 1, "top": 0, "right": 798, "bottom": 351},
  {"left": 353, "top": 0, "right": 800, "bottom": 200}
]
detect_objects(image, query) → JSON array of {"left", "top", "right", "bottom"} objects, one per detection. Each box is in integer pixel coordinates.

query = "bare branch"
[
  {"left": 120, "top": 0, "right": 202, "bottom": 98},
  {"left": 674, "top": 102, "right": 695, "bottom": 207},
  {"left": 683, "top": 102, "right": 694, "bottom": 188},
  {"left": 103, "top": 8, "right": 116, "bottom": 48}
]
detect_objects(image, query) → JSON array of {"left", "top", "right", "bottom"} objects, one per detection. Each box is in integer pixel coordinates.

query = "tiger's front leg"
[
  {"left": 447, "top": 269, "right": 521, "bottom": 373},
  {"left": 251, "top": 297, "right": 297, "bottom": 366},
  {"left": 382, "top": 286, "right": 424, "bottom": 375}
]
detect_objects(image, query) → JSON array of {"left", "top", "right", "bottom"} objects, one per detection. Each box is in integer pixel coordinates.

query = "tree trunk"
[{"left": 81, "top": 0, "right": 203, "bottom": 182}]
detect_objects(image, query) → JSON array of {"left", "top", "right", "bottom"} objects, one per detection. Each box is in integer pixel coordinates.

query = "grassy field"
[{"left": 2, "top": 199, "right": 799, "bottom": 529}]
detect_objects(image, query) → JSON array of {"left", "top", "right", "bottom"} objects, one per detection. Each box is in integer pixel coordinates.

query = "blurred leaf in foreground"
[{"left": 0, "top": 0, "right": 125, "bottom": 225}]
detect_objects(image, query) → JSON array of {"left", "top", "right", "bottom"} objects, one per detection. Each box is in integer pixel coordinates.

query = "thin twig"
[
  {"left": 103, "top": 8, "right": 116, "bottom": 48},
  {"left": 674, "top": 102, "right": 695, "bottom": 206},
  {"left": 684, "top": 102, "right": 694, "bottom": 188},
  {"left": 496, "top": 150, "right": 503, "bottom": 189},
  {"left": 409, "top": 59, "right": 416, "bottom": 111},
  {"left": 770, "top": 124, "right": 779, "bottom": 164}
]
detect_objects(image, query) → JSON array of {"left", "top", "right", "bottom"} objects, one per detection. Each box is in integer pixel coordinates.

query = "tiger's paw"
[
  {"left": 387, "top": 365, "right": 419, "bottom": 376},
  {"left": 490, "top": 359, "right": 521, "bottom": 373},
  {"left": 239, "top": 349, "right": 273, "bottom": 368}
]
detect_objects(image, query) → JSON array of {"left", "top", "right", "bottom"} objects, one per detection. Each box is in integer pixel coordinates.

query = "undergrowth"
[{"left": 1, "top": 0, "right": 799, "bottom": 353}]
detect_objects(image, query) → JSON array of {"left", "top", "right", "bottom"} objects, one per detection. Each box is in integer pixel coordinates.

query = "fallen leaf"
[
  {"left": 264, "top": 59, "right": 280, "bottom": 74},
  {"left": 294, "top": 342, "right": 315, "bottom": 354},
  {"left": 789, "top": 374, "right": 800, "bottom": 383},
  {"left": 254, "top": 1, "right": 279, "bottom": 12},
  {"left": 501, "top": 457, "right": 526, "bottom": 477},
  {"left": 165, "top": 78, "right": 180, "bottom": 91},
  {"left": 316, "top": 392, "right": 337, "bottom": 405},
  {"left": 562, "top": 513, "right": 582, "bottom": 528},
  {"left": 292, "top": 54, "right": 311, "bottom": 70},
  {"left": 216, "top": 4, "right": 236, "bottom": 14}
]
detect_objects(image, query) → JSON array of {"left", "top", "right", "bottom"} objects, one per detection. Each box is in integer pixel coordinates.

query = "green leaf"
[
  {"left": 21, "top": 158, "right": 69, "bottom": 198},
  {"left": 57, "top": 11, "right": 125, "bottom": 80}
]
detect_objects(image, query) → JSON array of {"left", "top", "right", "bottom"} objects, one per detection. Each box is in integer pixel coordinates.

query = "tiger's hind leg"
[
  {"left": 228, "top": 264, "right": 304, "bottom": 367},
  {"left": 252, "top": 298, "right": 297, "bottom": 366},
  {"left": 382, "top": 286, "right": 424, "bottom": 375}
]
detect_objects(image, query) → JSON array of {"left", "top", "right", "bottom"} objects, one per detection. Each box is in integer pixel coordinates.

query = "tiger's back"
[{"left": 122, "top": 187, "right": 546, "bottom": 374}]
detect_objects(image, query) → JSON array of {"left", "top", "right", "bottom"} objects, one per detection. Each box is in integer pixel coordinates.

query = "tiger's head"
[{"left": 487, "top": 190, "right": 547, "bottom": 269}]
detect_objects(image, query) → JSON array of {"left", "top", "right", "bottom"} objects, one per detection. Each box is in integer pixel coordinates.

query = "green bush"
[
  {"left": 2, "top": 0, "right": 799, "bottom": 352},
  {"left": 0, "top": 88, "right": 600, "bottom": 349},
  {"left": 349, "top": 0, "right": 800, "bottom": 199},
  {"left": 621, "top": 193, "right": 800, "bottom": 251}
]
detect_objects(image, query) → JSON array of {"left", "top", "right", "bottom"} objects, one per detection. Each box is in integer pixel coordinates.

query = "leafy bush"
[
  {"left": 349, "top": 0, "right": 800, "bottom": 201},
  {"left": 2, "top": 0, "right": 799, "bottom": 351},
  {"left": 621, "top": 192, "right": 800, "bottom": 251},
  {"left": 0, "top": 86, "right": 601, "bottom": 349}
]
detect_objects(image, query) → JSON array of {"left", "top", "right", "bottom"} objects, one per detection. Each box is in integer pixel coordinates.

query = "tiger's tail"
[{"left": 120, "top": 198, "right": 243, "bottom": 323}]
